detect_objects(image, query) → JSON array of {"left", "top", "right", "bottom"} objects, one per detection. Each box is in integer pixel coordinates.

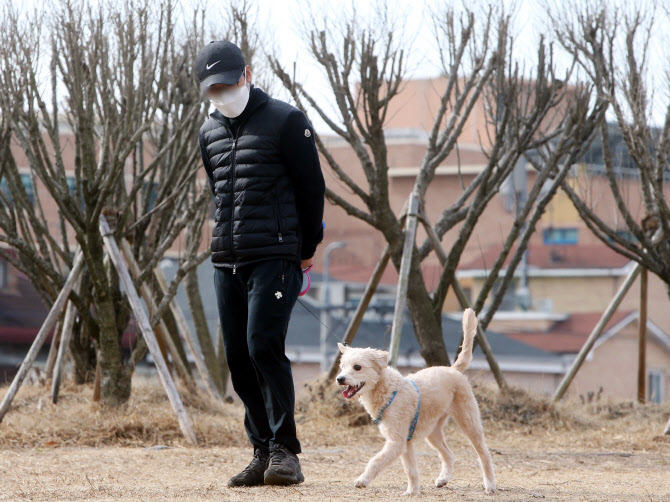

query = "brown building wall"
[
  {"left": 467, "top": 368, "right": 564, "bottom": 396},
  {"left": 571, "top": 322, "right": 670, "bottom": 403}
]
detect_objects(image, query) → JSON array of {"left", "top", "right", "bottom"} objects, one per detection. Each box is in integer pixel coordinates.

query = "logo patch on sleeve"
[{"left": 304, "top": 129, "right": 311, "bottom": 137}]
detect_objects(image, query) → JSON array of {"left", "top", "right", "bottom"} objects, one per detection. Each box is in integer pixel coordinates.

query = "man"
[{"left": 195, "top": 41, "right": 325, "bottom": 486}]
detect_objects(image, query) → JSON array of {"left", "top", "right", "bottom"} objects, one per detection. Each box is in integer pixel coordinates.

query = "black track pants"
[{"left": 213, "top": 258, "right": 302, "bottom": 454}]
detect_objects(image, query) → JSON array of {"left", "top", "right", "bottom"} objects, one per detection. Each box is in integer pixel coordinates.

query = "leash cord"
[{"left": 296, "top": 298, "right": 346, "bottom": 345}]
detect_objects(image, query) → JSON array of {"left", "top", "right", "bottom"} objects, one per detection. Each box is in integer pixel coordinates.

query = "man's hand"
[{"left": 301, "top": 258, "right": 313, "bottom": 270}]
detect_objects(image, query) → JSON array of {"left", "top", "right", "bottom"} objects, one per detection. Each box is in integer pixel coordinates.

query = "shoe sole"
[
  {"left": 227, "top": 480, "right": 264, "bottom": 487},
  {"left": 263, "top": 472, "right": 305, "bottom": 485}
]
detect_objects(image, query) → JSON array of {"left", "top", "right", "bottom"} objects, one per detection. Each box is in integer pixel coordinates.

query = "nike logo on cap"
[{"left": 206, "top": 60, "right": 221, "bottom": 70}]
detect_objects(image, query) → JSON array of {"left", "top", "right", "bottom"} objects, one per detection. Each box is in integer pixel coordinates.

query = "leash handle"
[{"left": 299, "top": 264, "right": 312, "bottom": 296}]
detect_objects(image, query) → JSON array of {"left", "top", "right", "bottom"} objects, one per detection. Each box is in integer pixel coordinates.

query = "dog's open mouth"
[{"left": 341, "top": 382, "right": 365, "bottom": 399}]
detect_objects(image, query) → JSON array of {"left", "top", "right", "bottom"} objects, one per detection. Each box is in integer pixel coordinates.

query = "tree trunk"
[
  {"left": 69, "top": 320, "right": 97, "bottom": 384},
  {"left": 86, "top": 233, "right": 131, "bottom": 406},
  {"left": 404, "top": 254, "right": 451, "bottom": 367},
  {"left": 68, "top": 270, "right": 97, "bottom": 384}
]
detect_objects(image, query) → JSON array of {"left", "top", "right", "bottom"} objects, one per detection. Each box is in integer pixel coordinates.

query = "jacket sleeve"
[
  {"left": 279, "top": 109, "right": 325, "bottom": 260},
  {"left": 199, "top": 132, "right": 216, "bottom": 196}
]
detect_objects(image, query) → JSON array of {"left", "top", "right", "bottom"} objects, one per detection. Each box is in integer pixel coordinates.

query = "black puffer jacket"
[{"left": 199, "top": 86, "right": 325, "bottom": 269}]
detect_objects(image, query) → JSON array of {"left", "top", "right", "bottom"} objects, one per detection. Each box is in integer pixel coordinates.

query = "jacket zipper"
[
  {"left": 217, "top": 99, "right": 265, "bottom": 273},
  {"left": 273, "top": 192, "right": 283, "bottom": 243},
  {"left": 230, "top": 137, "right": 237, "bottom": 262}
]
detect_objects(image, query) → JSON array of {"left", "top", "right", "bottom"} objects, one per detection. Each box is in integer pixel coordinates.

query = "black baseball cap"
[{"left": 196, "top": 41, "right": 246, "bottom": 93}]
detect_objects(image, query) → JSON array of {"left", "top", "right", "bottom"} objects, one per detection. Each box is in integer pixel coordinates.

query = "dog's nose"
[{"left": 337, "top": 375, "right": 346, "bottom": 385}]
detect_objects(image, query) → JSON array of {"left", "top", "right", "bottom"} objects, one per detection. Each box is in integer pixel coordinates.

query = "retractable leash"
[
  {"left": 299, "top": 264, "right": 312, "bottom": 296},
  {"left": 299, "top": 221, "right": 324, "bottom": 296},
  {"left": 296, "top": 296, "right": 347, "bottom": 346}
]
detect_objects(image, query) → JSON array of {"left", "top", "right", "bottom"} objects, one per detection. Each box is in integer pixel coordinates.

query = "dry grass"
[
  {"left": 0, "top": 377, "right": 246, "bottom": 448},
  {"left": 1, "top": 374, "right": 669, "bottom": 451}
]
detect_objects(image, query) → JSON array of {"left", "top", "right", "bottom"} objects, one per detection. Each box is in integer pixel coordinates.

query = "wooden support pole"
[
  {"left": 99, "top": 215, "right": 197, "bottom": 444},
  {"left": 389, "top": 193, "right": 420, "bottom": 368},
  {"left": 44, "top": 321, "right": 62, "bottom": 379},
  {"left": 51, "top": 275, "right": 82, "bottom": 403},
  {"left": 153, "top": 266, "right": 224, "bottom": 401},
  {"left": 418, "top": 212, "right": 508, "bottom": 390},
  {"left": 638, "top": 267, "right": 648, "bottom": 404},
  {"left": 0, "top": 250, "right": 85, "bottom": 424},
  {"left": 118, "top": 239, "right": 195, "bottom": 392},
  {"left": 327, "top": 245, "right": 391, "bottom": 381},
  {"left": 553, "top": 263, "right": 641, "bottom": 402}
]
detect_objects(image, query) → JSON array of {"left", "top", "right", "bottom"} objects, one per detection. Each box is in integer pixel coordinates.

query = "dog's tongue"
[{"left": 343, "top": 386, "right": 355, "bottom": 399}]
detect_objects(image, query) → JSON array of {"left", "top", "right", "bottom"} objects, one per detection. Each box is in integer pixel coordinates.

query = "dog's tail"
[{"left": 451, "top": 308, "right": 478, "bottom": 373}]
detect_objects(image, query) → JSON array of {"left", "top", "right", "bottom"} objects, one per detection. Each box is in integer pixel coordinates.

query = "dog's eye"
[{"left": 353, "top": 365, "right": 361, "bottom": 371}]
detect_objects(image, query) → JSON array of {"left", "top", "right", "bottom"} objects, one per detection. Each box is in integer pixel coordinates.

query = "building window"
[
  {"left": 0, "top": 173, "right": 35, "bottom": 205},
  {"left": 543, "top": 227, "right": 578, "bottom": 245},
  {"left": 66, "top": 175, "right": 76, "bottom": 195},
  {"left": 610, "top": 229, "right": 637, "bottom": 244},
  {"left": 66, "top": 175, "right": 87, "bottom": 210},
  {"left": 0, "top": 177, "right": 9, "bottom": 201},
  {"left": 648, "top": 370, "right": 664, "bottom": 404},
  {"left": 142, "top": 181, "right": 158, "bottom": 212}
]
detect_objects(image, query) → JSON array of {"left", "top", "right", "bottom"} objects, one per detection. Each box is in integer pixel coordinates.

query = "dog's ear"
[
  {"left": 338, "top": 343, "right": 349, "bottom": 354},
  {"left": 372, "top": 350, "right": 389, "bottom": 369}
]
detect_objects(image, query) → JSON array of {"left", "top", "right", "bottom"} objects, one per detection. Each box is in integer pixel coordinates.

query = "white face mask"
[{"left": 209, "top": 68, "right": 250, "bottom": 118}]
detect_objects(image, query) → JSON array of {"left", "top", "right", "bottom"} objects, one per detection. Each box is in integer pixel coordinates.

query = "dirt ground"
[{"left": 1, "top": 378, "right": 669, "bottom": 501}]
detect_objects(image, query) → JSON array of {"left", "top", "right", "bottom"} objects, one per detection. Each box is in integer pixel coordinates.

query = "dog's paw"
[
  {"left": 435, "top": 478, "right": 450, "bottom": 488},
  {"left": 484, "top": 483, "right": 497, "bottom": 495},
  {"left": 354, "top": 477, "right": 369, "bottom": 488},
  {"left": 402, "top": 488, "right": 419, "bottom": 496}
]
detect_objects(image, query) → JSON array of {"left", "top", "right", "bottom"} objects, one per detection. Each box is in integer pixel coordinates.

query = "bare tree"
[
  {"left": 269, "top": 2, "right": 604, "bottom": 372},
  {"left": 549, "top": 3, "right": 670, "bottom": 298},
  {"left": 0, "top": 0, "right": 211, "bottom": 406}
]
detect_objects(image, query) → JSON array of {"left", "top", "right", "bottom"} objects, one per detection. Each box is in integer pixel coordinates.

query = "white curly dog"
[{"left": 336, "top": 308, "right": 496, "bottom": 496}]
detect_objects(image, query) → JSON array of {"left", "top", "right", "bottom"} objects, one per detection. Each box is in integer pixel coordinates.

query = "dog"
[{"left": 336, "top": 308, "right": 495, "bottom": 495}]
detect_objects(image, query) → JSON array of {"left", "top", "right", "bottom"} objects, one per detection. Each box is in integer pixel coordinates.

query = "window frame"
[
  {"left": 542, "top": 227, "right": 578, "bottom": 245},
  {"left": 648, "top": 369, "right": 665, "bottom": 404}
]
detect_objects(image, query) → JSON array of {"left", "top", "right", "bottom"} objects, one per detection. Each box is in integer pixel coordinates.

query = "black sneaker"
[
  {"left": 263, "top": 444, "right": 304, "bottom": 485},
  {"left": 227, "top": 447, "right": 269, "bottom": 487}
]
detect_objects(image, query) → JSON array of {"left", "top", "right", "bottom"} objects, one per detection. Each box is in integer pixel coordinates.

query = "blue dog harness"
[
  {"left": 373, "top": 380, "right": 421, "bottom": 441},
  {"left": 407, "top": 380, "right": 421, "bottom": 441}
]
